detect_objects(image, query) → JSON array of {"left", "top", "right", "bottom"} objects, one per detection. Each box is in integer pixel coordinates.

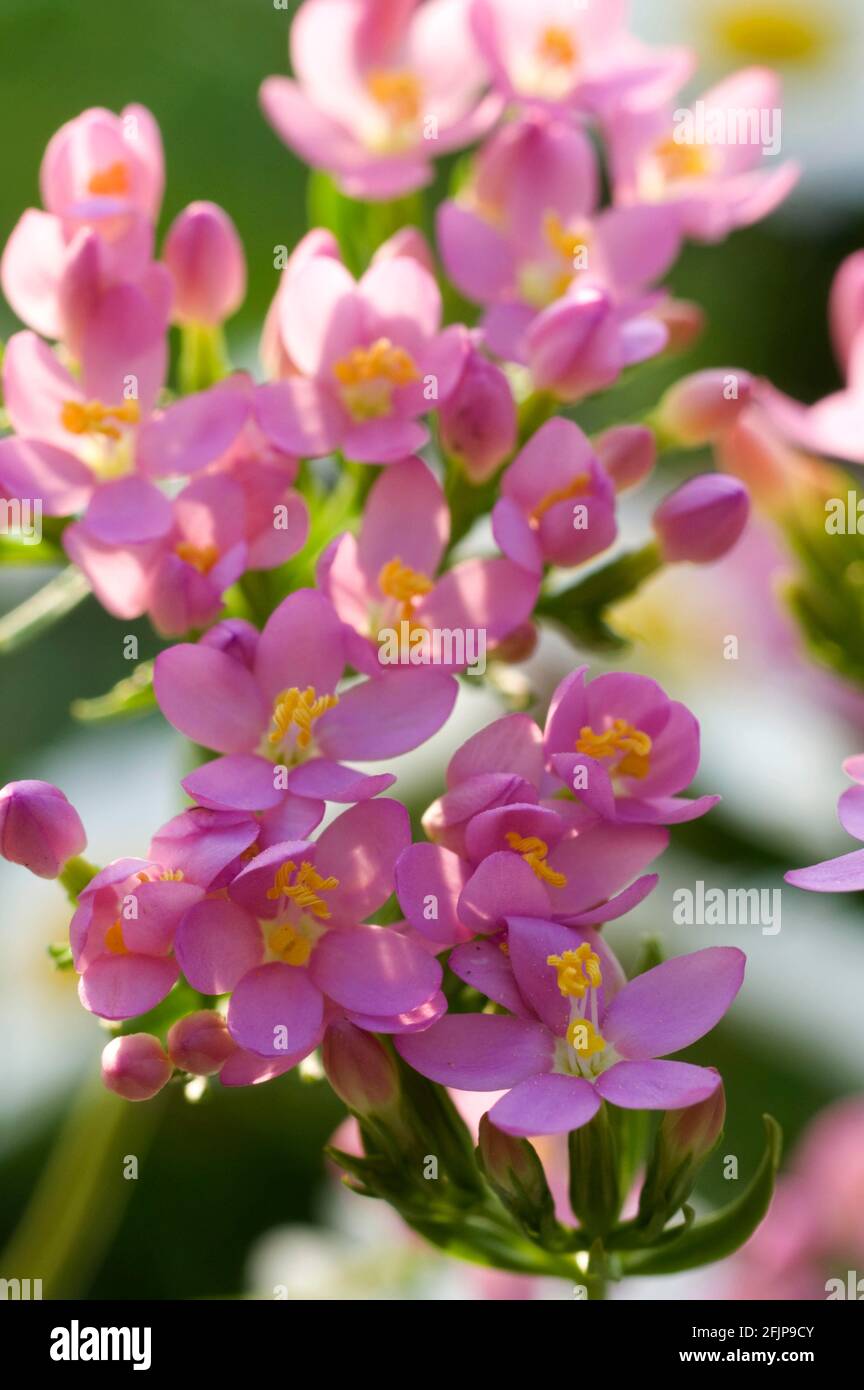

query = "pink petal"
[
  {"left": 785, "top": 850, "right": 864, "bottom": 893},
  {"left": 317, "top": 669, "right": 457, "bottom": 760},
  {"left": 175, "top": 898, "right": 264, "bottom": 994},
  {"left": 449, "top": 938, "right": 530, "bottom": 1017},
  {"left": 447, "top": 712, "right": 544, "bottom": 790},
  {"left": 0, "top": 438, "right": 91, "bottom": 516},
  {"left": 357, "top": 456, "right": 449, "bottom": 579},
  {"left": 227, "top": 961, "right": 324, "bottom": 1059},
  {"left": 255, "top": 588, "right": 346, "bottom": 705},
  {"left": 394, "top": 842, "right": 472, "bottom": 946},
  {"left": 309, "top": 924, "right": 442, "bottom": 1016},
  {"left": 395, "top": 1013, "right": 553, "bottom": 1089},
  {"left": 154, "top": 643, "right": 268, "bottom": 753},
  {"left": 182, "top": 754, "right": 284, "bottom": 812},
  {"left": 79, "top": 953, "right": 179, "bottom": 1021},
  {"left": 458, "top": 852, "right": 550, "bottom": 934},
  {"left": 283, "top": 759, "right": 395, "bottom": 803},
  {"left": 314, "top": 799, "right": 410, "bottom": 926},
  {"left": 595, "top": 1059, "right": 722, "bottom": 1110},
  {"left": 136, "top": 381, "right": 249, "bottom": 478},
  {"left": 82, "top": 476, "right": 173, "bottom": 544},
  {"left": 602, "top": 947, "right": 746, "bottom": 1059},
  {"left": 488, "top": 1073, "right": 600, "bottom": 1138}
]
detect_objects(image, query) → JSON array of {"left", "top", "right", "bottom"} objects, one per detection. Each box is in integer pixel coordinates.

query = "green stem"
[
  {"left": 58, "top": 855, "right": 100, "bottom": 904},
  {"left": 178, "top": 323, "right": 230, "bottom": 395},
  {"left": 0, "top": 566, "right": 90, "bottom": 655}
]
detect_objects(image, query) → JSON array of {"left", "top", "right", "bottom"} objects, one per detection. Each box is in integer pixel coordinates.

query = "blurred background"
[{"left": 2, "top": 0, "right": 864, "bottom": 1300}]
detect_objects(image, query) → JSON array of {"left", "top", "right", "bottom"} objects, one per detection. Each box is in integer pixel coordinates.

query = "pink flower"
[
  {"left": 544, "top": 666, "right": 721, "bottom": 826},
  {"left": 397, "top": 920, "right": 744, "bottom": 1137},
  {"left": 607, "top": 68, "right": 799, "bottom": 243},
  {"left": 318, "top": 455, "right": 539, "bottom": 671},
  {"left": 154, "top": 589, "right": 458, "bottom": 819},
  {"left": 469, "top": 0, "right": 690, "bottom": 115},
  {"left": 438, "top": 339, "right": 517, "bottom": 481},
  {"left": 178, "top": 802, "right": 445, "bottom": 1086},
  {"left": 653, "top": 474, "right": 750, "bottom": 565},
  {"left": 260, "top": 0, "right": 500, "bottom": 200},
  {"left": 256, "top": 243, "right": 469, "bottom": 462},
  {"left": 1, "top": 104, "right": 164, "bottom": 342},
  {"left": 64, "top": 465, "right": 308, "bottom": 637},
  {"left": 785, "top": 754, "right": 864, "bottom": 894},
  {"left": 491, "top": 417, "right": 617, "bottom": 574},
  {"left": 0, "top": 322, "right": 249, "bottom": 525},
  {"left": 163, "top": 201, "right": 246, "bottom": 327},
  {"left": 438, "top": 111, "right": 680, "bottom": 371},
  {"left": 0, "top": 780, "right": 86, "bottom": 879}
]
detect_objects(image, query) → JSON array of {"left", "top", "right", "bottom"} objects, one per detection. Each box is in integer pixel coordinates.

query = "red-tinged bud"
[
  {"left": 594, "top": 425, "right": 656, "bottom": 493},
  {"left": 655, "top": 369, "right": 754, "bottom": 447},
  {"left": 0, "top": 780, "right": 86, "bottom": 879},
  {"left": 654, "top": 298, "right": 706, "bottom": 354},
  {"left": 373, "top": 226, "right": 436, "bottom": 273},
  {"left": 638, "top": 1075, "right": 726, "bottom": 1233},
  {"left": 101, "top": 1033, "right": 172, "bottom": 1101},
  {"left": 439, "top": 347, "right": 517, "bottom": 482},
  {"left": 653, "top": 474, "right": 750, "bottom": 563},
  {"left": 663, "top": 1076, "right": 727, "bottom": 1165},
  {"left": 323, "top": 1021, "right": 399, "bottom": 1117},
  {"left": 489, "top": 621, "right": 538, "bottom": 664},
  {"left": 164, "top": 200, "right": 246, "bottom": 326},
  {"left": 168, "top": 1010, "right": 236, "bottom": 1076}
]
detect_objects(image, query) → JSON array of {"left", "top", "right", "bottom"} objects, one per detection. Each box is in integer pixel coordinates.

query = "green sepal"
[{"left": 71, "top": 660, "right": 156, "bottom": 724}]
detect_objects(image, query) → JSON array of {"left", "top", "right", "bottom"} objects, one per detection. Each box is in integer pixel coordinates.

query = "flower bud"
[
  {"left": 594, "top": 425, "right": 656, "bottom": 493},
  {"left": 0, "top": 780, "right": 86, "bottom": 879},
  {"left": 322, "top": 1021, "right": 399, "bottom": 1117},
  {"left": 653, "top": 474, "right": 750, "bottom": 564},
  {"left": 164, "top": 200, "right": 246, "bottom": 326},
  {"left": 439, "top": 347, "right": 517, "bottom": 482},
  {"left": 637, "top": 1076, "right": 726, "bottom": 1233},
  {"left": 101, "top": 1033, "right": 172, "bottom": 1101},
  {"left": 654, "top": 298, "right": 706, "bottom": 354},
  {"left": 655, "top": 369, "right": 753, "bottom": 447},
  {"left": 478, "top": 1112, "right": 557, "bottom": 1242},
  {"left": 167, "top": 1010, "right": 236, "bottom": 1076},
  {"left": 372, "top": 226, "right": 436, "bottom": 273}
]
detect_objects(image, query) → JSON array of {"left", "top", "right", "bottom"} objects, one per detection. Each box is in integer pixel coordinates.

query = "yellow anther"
[
  {"left": 544, "top": 211, "right": 590, "bottom": 268},
  {"left": 105, "top": 919, "right": 128, "bottom": 955},
  {"left": 61, "top": 398, "right": 140, "bottom": 440},
  {"left": 547, "top": 944, "right": 603, "bottom": 998},
  {"left": 504, "top": 831, "right": 567, "bottom": 888},
  {"left": 576, "top": 719, "right": 653, "bottom": 779},
  {"left": 265, "top": 860, "right": 339, "bottom": 920},
  {"left": 269, "top": 686, "right": 339, "bottom": 751},
  {"left": 654, "top": 136, "right": 713, "bottom": 183},
  {"left": 566, "top": 1016, "right": 606, "bottom": 1057},
  {"left": 378, "top": 556, "right": 434, "bottom": 624},
  {"left": 268, "top": 922, "right": 313, "bottom": 967},
  {"left": 87, "top": 161, "right": 131, "bottom": 196},
  {"left": 366, "top": 69, "right": 423, "bottom": 125},
  {"left": 333, "top": 338, "right": 420, "bottom": 420},
  {"left": 716, "top": 6, "right": 826, "bottom": 63},
  {"left": 529, "top": 472, "right": 591, "bottom": 524},
  {"left": 159, "top": 869, "right": 185, "bottom": 882},
  {"left": 537, "top": 26, "right": 578, "bottom": 67},
  {"left": 175, "top": 541, "right": 220, "bottom": 575}
]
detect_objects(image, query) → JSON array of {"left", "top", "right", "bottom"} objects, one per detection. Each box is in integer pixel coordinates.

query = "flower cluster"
[{"left": 3, "top": 0, "right": 825, "bottom": 1286}]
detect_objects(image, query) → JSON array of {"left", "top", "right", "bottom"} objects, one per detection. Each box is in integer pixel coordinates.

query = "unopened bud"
[
  {"left": 653, "top": 474, "right": 750, "bottom": 563},
  {"left": 654, "top": 299, "right": 706, "bottom": 354},
  {"left": 372, "top": 226, "right": 436, "bottom": 273},
  {"left": 638, "top": 1076, "right": 726, "bottom": 1233},
  {"left": 101, "top": 1033, "right": 172, "bottom": 1102},
  {"left": 168, "top": 1010, "right": 235, "bottom": 1076},
  {"left": 655, "top": 369, "right": 754, "bottom": 447},
  {"left": 323, "top": 1021, "right": 399, "bottom": 1117},
  {"left": 0, "top": 780, "right": 86, "bottom": 879},
  {"left": 594, "top": 425, "right": 656, "bottom": 493},
  {"left": 164, "top": 200, "right": 246, "bottom": 326},
  {"left": 439, "top": 347, "right": 517, "bottom": 482}
]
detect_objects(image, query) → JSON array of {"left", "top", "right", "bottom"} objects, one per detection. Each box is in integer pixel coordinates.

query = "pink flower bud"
[
  {"left": 654, "top": 299, "right": 706, "bottom": 354},
  {"left": 439, "top": 347, "right": 517, "bottom": 481},
  {"left": 653, "top": 474, "right": 750, "bottom": 564},
  {"left": 164, "top": 200, "right": 246, "bottom": 326},
  {"left": 372, "top": 226, "right": 436, "bottom": 273},
  {"left": 662, "top": 1076, "right": 726, "bottom": 1165},
  {"left": 167, "top": 1010, "right": 236, "bottom": 1076},
  {"left": 656, "top": 369, "right": 753, "bottom": 447},
  {"left": 101, "top": 1033, "right": 172, "bottom": 1101},
  {"left": 0, "top": 780, "right": 86, "bottom": 878},
  {"left": 594, "top": 425, "right": 656, "bottom": 493},
  {"left": 322, "top": 1021, "right": 399, "bottom": 1116}
]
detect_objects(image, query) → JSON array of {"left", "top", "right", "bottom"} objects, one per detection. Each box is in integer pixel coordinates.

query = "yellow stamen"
[
  {"left": 544, "top": 211, "right": 590, "bottom": 268},
  {"left": 378, "top": 556, "right": 434, "bottom": 625},
  {"left": 504, "top": 831, "right": 567, "bottom": 888},
  {"left": 529, "top": 472, "right": 590, "bottom": 525},
  {"left": 268, "top": 922, "right": 314, "bottom": 967},
  {"left": 537, "top": 26, "right": 578, "bottom": 67},
  {"left": 265, "top": 860, "right": 339, "bottom": 920},
  {"left": 175, "top": 541, "right": 220, "bottom": 575},
  {"left": 61, "top": 398, "right": 140, "bottom": 441},
  {"left": 269, "top": 686, "right": 339, "bottom": 751},
  {"left": 105, "top": 919, "right": 127, "bottom": 954},
  {"left": 714, "top": 5, "right": 828, "bottom": 64},
  {"left": 332, "top": 338, "right": 420, "bottom": 421},
  {"left": 159, "top": 869, "right": 185, "bottom": 881},
  {"left": 566, "top": 1016, "right": 606, "bottom": 1057},
  {"left": 87, "top": 161, "right": 131, "bottom": 196},
  {"left": 654, "top": 136, "right": 713, "bottom": 183},
  {"left": 366, "top": 69, "right": 422, "bottom": 125},
  {"left": 576, "top": 719, "right": 653, "bottom": 779},
  {"left": 547, "top": 945, "right": 603, "bottom": 998}
]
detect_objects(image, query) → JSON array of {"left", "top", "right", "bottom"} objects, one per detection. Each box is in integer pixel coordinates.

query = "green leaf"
[
  {"left": 71, "top": 660, "right": 156, "bottom": 723},
  {"left": 619, "top": 1115, "right": 782, "bottom": 1275},
  {"left": 0, "top": 566, "right": 90, "bottom": 655}
]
